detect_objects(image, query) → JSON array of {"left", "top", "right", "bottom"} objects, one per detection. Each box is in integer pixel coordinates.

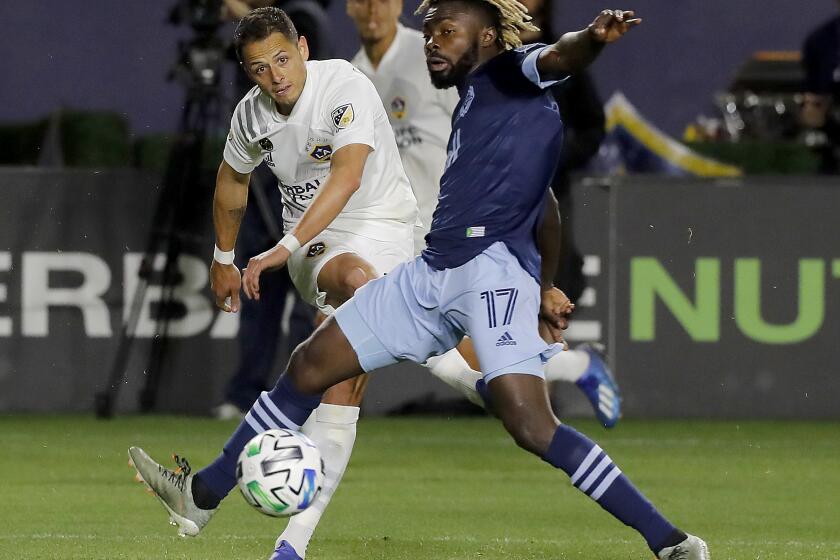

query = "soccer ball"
[{"left": 236, "top": 428, "right": 325, "bottom": 517}]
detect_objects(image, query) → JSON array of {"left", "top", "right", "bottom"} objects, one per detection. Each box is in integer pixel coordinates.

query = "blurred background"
[{"left": 1, "top": 0, "right": 839, "bottom": 420}]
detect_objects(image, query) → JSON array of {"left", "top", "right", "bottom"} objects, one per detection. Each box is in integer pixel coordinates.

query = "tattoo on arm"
[{"left": 227, "top": 206, "right": 245, "bottom": 225}]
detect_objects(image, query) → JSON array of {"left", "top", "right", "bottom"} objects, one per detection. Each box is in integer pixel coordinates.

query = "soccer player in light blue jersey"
[{"left": 130, "top": 2, "right": 709, "bottom": 559}]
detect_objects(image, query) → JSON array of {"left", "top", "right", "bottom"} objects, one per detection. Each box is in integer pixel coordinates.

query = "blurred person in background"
[
  {"left": 801, "top": 1, "right": 840, "bottom": 173},
  {"left": 213, "top": 0, "right": 331, "bottom": 419}
]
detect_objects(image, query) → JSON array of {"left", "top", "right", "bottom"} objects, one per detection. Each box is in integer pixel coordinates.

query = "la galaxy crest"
[
  {"left": 390, "top": 97, "right": 407, "bottom": 120},
  {"left": 259, "top": 137, "right": 274, "bottom": 151},
  {"left": 306, "top": 242, "right": 327, "bottom": 257},
  {"left": 309, "top": 144, "right": 332, "bottom": 162},
  {"left": 331, "top": 104, "right": 354, "bottom": 129},
  {"left": 306, "top": 136, "right": 333, "bottom": 162}
]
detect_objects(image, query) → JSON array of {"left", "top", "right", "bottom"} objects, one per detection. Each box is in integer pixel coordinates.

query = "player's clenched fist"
[
  {"left": 539, "top": 286, "right": 574, "bottom": 344},
  {"left": 588, "top": 9, "right": 641, "bottom": 43},
  {"left": 210, "top": 261, "right": 242, "bottom": 313},
  {"left": 242, "top": 244, "right": 292, "bottom": 301}
]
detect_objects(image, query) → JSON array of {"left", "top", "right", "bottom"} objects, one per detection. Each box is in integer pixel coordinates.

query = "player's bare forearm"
[
  {"left": 537, "top": 9, "right": 640, "bottom": 79},
  {"left": 213, "top": 160, "right": 250, "bottom": 251},
  {"left": 538, "top": 30, "right": 604, "bottom": 78},
  {"left": 538, "top": 189, "right": 562, "bottom": 290},
  {"left": 288, "top": 143, "right": 371, "bottom": 245}
]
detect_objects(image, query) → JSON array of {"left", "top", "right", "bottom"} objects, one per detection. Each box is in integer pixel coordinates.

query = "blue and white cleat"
[
  {"left": 270, "top": 540, "right": 303, "bottom": 560},
  {"left": 575, "top": 343, "right": 622, "bottom": 428}
]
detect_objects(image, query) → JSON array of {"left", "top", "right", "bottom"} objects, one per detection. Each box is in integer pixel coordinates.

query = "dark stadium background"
[{"left": 0, "top": 0, "right": 833, "bottom": 136}]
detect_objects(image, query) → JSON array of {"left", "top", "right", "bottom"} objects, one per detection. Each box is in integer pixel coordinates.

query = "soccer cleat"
[
  {"left": 128, "top": 446, "right": 217, "bottom": 537},
  {"left": 574, "top": 343, "right": 622, "bottom": 428},
  {"left": 270, "top": 540, "right": 304, "bottom": 560},
  {"left": 657, "top": 534, "right": 710, "bottom": 560}
]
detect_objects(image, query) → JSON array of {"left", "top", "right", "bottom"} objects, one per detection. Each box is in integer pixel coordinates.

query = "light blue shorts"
[{"left": 334, "top": 241, "right": 562, "bottom": 382}]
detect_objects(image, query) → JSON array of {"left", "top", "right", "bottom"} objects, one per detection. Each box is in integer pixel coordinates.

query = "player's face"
[
  {"left": 422, "top": 5, "right": 482, "bottom": 89},
  {"left": 346, "top": 0, "right": 403, "bottom": 44},
  {"left": 242, "top": 32, "right": 310, "bottom": 114}
]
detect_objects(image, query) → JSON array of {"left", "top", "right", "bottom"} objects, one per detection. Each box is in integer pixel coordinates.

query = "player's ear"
[
  {"left": 298, "top": 35, "right": 310, "bottom": 61},
  {"left": 479, "top": 26, "right": 497, "bottom": 48}
]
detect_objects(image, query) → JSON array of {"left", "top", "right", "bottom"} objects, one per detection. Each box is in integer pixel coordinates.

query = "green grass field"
[{"left": 1, "top": 415, "right": 838, "bottom": 559}]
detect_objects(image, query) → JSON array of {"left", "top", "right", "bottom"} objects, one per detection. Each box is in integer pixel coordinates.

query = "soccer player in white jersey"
[
  {"left": 129, "top": 8, "right": 506, "bottom": 560},
  {"left": 195, "top": 5, "right": 421, "bottom": 551},
  {"left": 346, "top": 0, "right": 621, "bottom": 424}
]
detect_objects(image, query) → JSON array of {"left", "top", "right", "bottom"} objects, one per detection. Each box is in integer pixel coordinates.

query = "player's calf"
[
  {"left": 488, "top": 372, "right": 697, "bottom": 557},
  {"left": 489, "top": 374, "right": 561, "bottom": 456}
]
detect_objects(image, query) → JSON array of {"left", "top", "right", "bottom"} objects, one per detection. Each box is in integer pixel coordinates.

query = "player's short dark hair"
[{"left": 233, "top": 7, "right": 299, "bottom": 62}]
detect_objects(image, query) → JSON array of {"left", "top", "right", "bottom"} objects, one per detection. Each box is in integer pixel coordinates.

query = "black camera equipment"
[{"left": 95, "top": 0, "right": 229, "bottom": 417}]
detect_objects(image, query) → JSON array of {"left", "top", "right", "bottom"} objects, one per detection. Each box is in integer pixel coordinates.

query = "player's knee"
[
  {"left": 340, "top": 266, "right": 373, "bottom": 299},
  {"left": 501, "top": 408, "right": 555, "bottom": 457},
  {"left": 287, "top": 340, "right": 323, "bottom": 394}
]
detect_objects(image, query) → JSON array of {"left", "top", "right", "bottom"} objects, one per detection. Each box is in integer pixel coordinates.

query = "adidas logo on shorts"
[{"left": 496, "top": 332, "right": 517, "bottom": 346}]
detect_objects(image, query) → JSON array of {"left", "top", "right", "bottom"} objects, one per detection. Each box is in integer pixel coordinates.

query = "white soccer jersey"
[
  {"left": 224, "top": 59, "right": 417, "bottom": 241},
  {"left": 351, "top": 25, "right": 459, "bottom": 240}
]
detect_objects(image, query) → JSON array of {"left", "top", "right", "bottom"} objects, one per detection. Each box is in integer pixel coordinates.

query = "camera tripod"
[{"left": 94, "top": 37, "right": 227, "bottom": 418}]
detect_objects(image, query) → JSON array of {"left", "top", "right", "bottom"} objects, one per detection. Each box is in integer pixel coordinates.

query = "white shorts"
[
  {"left": 287, "top": 226, "right": 413, "bottom": 315},
  {"left": 413, "top": 224, "right": 429, "bottom": 257}
]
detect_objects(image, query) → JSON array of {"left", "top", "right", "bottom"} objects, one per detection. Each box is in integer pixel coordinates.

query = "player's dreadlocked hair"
[{"left": 415, "top": 0, "right": 539, "bottom": 50}]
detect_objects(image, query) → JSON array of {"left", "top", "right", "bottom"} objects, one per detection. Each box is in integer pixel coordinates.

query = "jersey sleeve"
[
  {"left": 324, "top": 68, "right": 380, "bottom": 152},
  {"left": 223, "top": 106, "right": 262, "bottom": 174},
  {"left": 517, "top": 44, "right": 569, "bottom": 90}
]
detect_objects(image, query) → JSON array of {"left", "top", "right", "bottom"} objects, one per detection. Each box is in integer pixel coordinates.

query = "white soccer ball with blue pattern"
[{"left": 236, "top": 428, "right": 325, "bottom": 517}]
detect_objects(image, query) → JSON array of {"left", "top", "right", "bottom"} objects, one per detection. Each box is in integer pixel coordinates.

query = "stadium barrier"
[{"left": 1, "top": 169, "right": 838, "bottom": 418}]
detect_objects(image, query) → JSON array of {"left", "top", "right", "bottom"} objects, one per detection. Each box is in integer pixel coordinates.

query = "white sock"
[
  {"left": 277, "top": 403, "right": 360, "bottom": 558},
  {"left": 424, "top": 349, "right": 484, "bottom": 408},
  {"left": 543, "top": 349, "right": 591, "bottom": 383}
]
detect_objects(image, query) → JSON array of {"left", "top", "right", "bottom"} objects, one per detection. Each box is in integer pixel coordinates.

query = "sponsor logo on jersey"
[
  {"left": 309, "top": 144, "right": 333, "bottom": 162},
  {"left": 394, "top": 126, "right": 422, "bottom": 149},
  {"left": 445, "top": 128, "right": 462, "bottom": 170},
  {"left": 264, "top": 152, "right": 275, "bottom": 167},
  {"left": 306, "top": 242, "right": 327, "bottom": 257},
  {"left": 280, "top": 178, "right": 324, "bottom": 207},
  {"left": 390, "top": 97, "right": 406, "bottom": 120},
  {"left": 496, "top": 331, "right": 517, "bottom": 346},
  {"left": 259, "top": 137, "right": 274, "bottom": 151},
  {"left": 466, "top": 226, "right": 485, "bottom": 238},
  {"left": 331, "top": 104, "right": 355, "bottom": 129}
]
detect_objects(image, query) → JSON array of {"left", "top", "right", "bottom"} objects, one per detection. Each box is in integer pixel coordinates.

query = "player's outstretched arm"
[
  {"left": 537, "top": 9, "right": 641, "bottom": 80},
  {"left": 241, "top": 143, "right": 371, "bottom": 300},
  {"left": 211, "top": 160, "right": 250, "bottom": 312}
]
